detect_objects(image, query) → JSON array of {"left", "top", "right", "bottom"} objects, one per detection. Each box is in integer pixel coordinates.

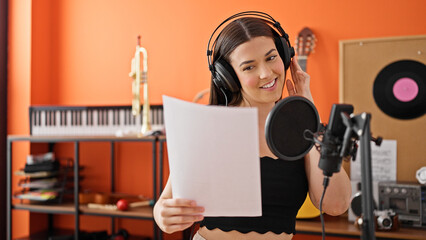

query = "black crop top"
[{"left": 200, "top": 156, "right": 308, "bottom": 235}]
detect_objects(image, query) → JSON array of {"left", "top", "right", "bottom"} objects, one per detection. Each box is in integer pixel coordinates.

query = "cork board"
[{"left": 339, "top": 35, "right": 426, "bottom": 182}]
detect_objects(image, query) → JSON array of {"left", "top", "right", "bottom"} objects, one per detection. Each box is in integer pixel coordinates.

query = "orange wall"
[
  {"left": 25, "top": 0, "right": 426, "bottom": 119},
  {"left": 8, "top": 0, "right": 426, "bottom": 239}
]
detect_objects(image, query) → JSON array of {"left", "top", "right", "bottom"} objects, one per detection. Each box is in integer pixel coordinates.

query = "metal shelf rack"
[{"left": 6, "top": 135, "right": 162, "bottom": 240}]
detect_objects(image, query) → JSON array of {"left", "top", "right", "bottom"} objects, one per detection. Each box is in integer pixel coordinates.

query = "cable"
[
  {"left": 320, "top": 176, "right": 330, "bottom": 240},
  {"left": 304, "top": 126, "right": 332, "bottom": 240}
]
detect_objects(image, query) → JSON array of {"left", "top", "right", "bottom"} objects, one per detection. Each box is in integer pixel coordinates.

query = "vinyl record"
[{"left": 373, "top": 60, "right": 426, "bottom": 119}]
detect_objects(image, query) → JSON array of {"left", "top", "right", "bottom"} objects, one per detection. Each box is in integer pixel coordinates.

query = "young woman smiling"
[{"left": 154, "top": 13, "right": 351, "bottom": 240}]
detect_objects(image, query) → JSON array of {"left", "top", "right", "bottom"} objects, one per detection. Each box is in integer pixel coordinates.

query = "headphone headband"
[{"left": 207, "top": 11, "right": 288, "bottom": 70}]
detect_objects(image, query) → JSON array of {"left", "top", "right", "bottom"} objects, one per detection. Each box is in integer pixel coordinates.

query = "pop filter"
[{"left": 265, "top": 96, "right": 320, "bottom": 160}]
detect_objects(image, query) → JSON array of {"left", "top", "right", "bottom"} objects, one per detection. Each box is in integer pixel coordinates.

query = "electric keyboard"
[{"left": 29, "top": 105, "right": 164, "bottom": 136}]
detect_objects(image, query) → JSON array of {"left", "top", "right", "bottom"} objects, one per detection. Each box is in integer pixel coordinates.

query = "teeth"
[{"left": 261, "top": 79, "right": 276, "bottom": 89}]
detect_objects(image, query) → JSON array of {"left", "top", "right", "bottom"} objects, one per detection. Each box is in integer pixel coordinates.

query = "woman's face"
[{"left": 229, "top": 36, "right": 285, "bottom": 107}]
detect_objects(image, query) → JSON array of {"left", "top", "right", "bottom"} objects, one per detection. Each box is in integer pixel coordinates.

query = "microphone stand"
[{"left": 343, "top": 112, "right": 376, "bottom": 240}]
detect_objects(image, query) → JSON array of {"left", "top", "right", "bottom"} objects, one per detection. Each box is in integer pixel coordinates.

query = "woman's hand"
[
  {"left": 286, "top": 56, "right": 314, "bottom": 103},
  {"left": 154, "top": 198, "right": 204, "bottom": 234}
]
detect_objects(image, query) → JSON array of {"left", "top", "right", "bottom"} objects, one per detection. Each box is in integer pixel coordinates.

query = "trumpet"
[{"left": 129, "top": 36, "right": 151, "bottom": 135}]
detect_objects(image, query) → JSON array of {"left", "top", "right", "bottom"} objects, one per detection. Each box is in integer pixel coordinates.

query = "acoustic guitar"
[{"left": 294, "top": 27, "right": 321, "bottom": 219}]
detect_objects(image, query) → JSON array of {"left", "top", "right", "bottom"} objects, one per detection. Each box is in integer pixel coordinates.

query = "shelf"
[
  {"left": 14, "top": 228, "right": 75, "bottom": 240},
  {"left": 80, "top": 204, "right": 154, "bottom": 219},
  {"left": 296, "top": 215, "right": 426, "bottom": 239},
  {"left": 14, "top": 228, "right": 151, "bottom": 240},
  {"left": 12, "top": 203, "right": 154, "bottom": 219},
  {"left": 13, "top": 203, "right": 76, "bottom": 214}
]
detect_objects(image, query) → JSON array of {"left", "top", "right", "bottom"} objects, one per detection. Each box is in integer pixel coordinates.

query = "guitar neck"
[{"left": 297, "top": 56, "right": 308, "bottom": 72}]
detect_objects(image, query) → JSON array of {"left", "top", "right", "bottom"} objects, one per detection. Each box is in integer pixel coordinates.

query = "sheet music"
[
  {"left": 162, "top": 95, "right": 262, "bottom": 217},
  {"left": 351, "top": 139, "right": 397, "bottom": 182},
  {"left": 348, "top": 140, "right": 397, "bottom": 222}
]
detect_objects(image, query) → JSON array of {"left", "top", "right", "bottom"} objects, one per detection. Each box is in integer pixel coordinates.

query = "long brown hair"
[{"left": 209, "top": 17, "right": 275, "bottom": 106}]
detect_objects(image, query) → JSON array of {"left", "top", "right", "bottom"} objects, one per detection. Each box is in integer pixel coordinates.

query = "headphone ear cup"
[
  {"left": 213, "top": 58, "right": 241, "bottom": 93},
  {"left": 275, "top": 36, "right": 295, "bottom": 70}
]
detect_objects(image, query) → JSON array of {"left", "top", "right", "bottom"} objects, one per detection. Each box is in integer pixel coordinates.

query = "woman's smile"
[{"left": 260, "top": 78, "right": 277, "bottom": 90}]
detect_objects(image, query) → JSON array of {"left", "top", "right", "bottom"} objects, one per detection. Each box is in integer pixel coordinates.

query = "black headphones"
[{"left": 207, "top": 11, "right": 295, "bottom": 96}]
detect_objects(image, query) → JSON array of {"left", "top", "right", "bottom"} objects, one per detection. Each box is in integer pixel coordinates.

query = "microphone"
[
  {"left": 318, "top": 104, "right": 354, "bottom": 177},
  {"left": 265, "top": 98, "right": 356, "bottom": 240}
]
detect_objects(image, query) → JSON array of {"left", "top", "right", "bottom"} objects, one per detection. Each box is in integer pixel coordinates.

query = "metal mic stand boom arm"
[{"left": 341, "top": 112, "right": 376, "bottom": 240}]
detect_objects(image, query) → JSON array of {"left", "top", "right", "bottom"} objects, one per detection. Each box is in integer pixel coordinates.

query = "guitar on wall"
[
  {"left": 295, "top": 27, "right": 316, "bottom": 72},
  {"left": 294, "top": 27, "right": 321, "bottom": 219}
]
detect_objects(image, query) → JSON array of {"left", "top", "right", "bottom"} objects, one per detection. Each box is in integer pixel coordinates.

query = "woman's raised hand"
[{"left": 286, "top": 56, "right": 314, "bottom": 103}]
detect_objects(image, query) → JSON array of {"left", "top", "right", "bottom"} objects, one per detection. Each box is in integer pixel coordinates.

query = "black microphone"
[
  {"left": 318, "top": 128, "right": 343, "bottom": 177},
  {"left": 318, "top": 104, "right": 354, "bottom": 177},
  {"left": 266, "top": 99, "right": 356, "bottom": 240}
]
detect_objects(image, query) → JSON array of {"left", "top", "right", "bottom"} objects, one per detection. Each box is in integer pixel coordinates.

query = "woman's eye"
[
  {"left": 267, "top": 55, "right": 277, "bottom": 61},
  {"left": 243, "top": 66, "right": 254, "bottom": 71}
]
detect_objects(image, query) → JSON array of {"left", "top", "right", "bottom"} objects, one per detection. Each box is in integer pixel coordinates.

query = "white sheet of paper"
[
  {"left": 348, "top": 139, "right": 397, "bottom": 222},
  {"left": 351, "top": 139, "right": 397, "bottom": 182},
  {"left": 162, "top": 95, "right": 262, "bottom": 217}
]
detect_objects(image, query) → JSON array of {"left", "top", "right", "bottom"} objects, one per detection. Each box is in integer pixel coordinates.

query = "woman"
[{"left": 154, "top": 13, "right": 351, "bottom": 240}]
